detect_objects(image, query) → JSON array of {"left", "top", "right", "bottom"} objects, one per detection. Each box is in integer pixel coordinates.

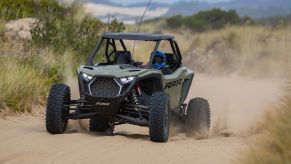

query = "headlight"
[
  {"left": 119, "top": 76, "right": 135, "bottom": 84},
  {"left": 82, "top": 73, "right": 93, "bottom": 81}
]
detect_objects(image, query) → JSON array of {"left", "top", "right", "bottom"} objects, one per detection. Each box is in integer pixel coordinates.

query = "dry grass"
[
  {"left": 240, "top": 82, "right": 291, "bottom": 164},
  {"left": 0, "top": 40, "right": 65, "bottom": 112},
  {"left": 184, "top": 25, "right": 291, "bottom": 78},
  {"left": 135, "top": 23, "right": 291, "bottom": 78}
]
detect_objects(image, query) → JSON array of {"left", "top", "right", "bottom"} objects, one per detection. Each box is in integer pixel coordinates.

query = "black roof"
[{"left": 102, "top": 32, "right": 175, "bottom": 41}]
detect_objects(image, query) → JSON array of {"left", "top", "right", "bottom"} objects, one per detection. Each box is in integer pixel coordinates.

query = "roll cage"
[{"left": 86, "top": 32, "right": 182, "bottom": 69}]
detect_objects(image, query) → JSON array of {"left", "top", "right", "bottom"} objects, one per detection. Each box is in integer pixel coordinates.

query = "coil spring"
[
  {"left": 128, "top": 86, "right": 143, "bottom": 119},
  {"left": 129, "top": 89, "right": 140, "bottom": 107}
]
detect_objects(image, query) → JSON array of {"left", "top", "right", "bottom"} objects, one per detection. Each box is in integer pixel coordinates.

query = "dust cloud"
[{"left": 187, "top": 74, "right": 283, "bottom": 137}]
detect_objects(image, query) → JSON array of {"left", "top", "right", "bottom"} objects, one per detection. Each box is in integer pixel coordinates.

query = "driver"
[{"left": 152, "top": 50, "right": 167, "bottom": 70}]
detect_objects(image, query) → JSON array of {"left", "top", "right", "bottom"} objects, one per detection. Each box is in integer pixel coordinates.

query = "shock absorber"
[
  {"left": 129, "top": 89, "right": 140, "bottom": 105},
  {"left": 128, "top": 85, "right": 143, "bottom": 119}
]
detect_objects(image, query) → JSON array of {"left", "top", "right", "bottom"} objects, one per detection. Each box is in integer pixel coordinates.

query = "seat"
[
  {"left": 114, "top": 51, "right": 132, "bottom": 65},
  {"left": 165, "top": 53, "right": 176, "bottom": 67}
]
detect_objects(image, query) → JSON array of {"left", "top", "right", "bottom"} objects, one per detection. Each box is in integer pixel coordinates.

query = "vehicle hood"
[{"left": 78, "top": 65, "right": 159, "bottom": 78}]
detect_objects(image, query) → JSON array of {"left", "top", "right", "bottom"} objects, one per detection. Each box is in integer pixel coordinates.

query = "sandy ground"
[{"left": 0, "top": 74, "right": 283, "bottom": 164}]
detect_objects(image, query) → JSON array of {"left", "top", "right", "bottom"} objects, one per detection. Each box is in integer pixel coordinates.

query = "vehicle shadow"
[
  {"left": 114, "top": 131, "right": 149, "bottom": 141},
  {"left": 79, "top": 130, "right": 149, "bottom": 141}
]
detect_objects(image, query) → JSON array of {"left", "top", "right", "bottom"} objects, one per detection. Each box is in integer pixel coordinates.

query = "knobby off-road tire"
[
  {"left": 46, "top": 84, "right": 71, "bottom": 134},
  {"left": 184, "top": 97, "right": 210, "bottom": 139},
  {"left": 149, "top": 92, "right": 170, "bottom": 142},
  {"left": 89, "top": 117, "right": 110, "bottom": 132}
]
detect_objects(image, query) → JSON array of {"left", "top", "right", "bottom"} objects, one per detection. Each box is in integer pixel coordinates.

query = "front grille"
[{"left": 89, "top": 77, "right": 121, "bottom": 97}]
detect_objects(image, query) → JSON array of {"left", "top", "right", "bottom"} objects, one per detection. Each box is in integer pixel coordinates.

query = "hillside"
[
  {"left": 166, "top": 0, "right": 291, "bottom": 19},
  {"left": 84, "top": 0, "right": 291, "bottom": 24}
]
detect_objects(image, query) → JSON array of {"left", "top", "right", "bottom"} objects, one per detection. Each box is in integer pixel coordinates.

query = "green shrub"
[
  {"left": 166, "top": 8, "right": 251, "bottom": 32},
  {"left": 167, "top": 15, "right": 184, "bottom": 29}
]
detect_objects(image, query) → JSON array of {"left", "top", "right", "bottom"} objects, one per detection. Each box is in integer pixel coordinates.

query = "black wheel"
[
  {"left": 184, "top": 97, "right": 210, "bottom": 139},
  {"left": 46, "top": 84, "right": 70, "bottom": 134},
  {"left": 89, "top": 117, "right": 110, "bottom": 132},
  {"left": 149, "top": 92, "right": 170, "bottom": 142}
]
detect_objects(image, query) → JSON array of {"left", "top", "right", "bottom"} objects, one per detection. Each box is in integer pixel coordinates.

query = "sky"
[{"left": 110, "top": 0, "right": 234, "bottom": 5}]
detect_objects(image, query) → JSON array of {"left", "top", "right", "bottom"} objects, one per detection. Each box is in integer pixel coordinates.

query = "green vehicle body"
[
  {"left": 77, "top": 65, "right": 194, "bottom": 110},
  {"left": 45, "top": 32, "right": 210, "bottom": 142}
]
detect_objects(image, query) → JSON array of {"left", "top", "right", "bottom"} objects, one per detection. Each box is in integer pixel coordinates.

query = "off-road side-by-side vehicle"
[{"left": 46, "top": 33, "right": 210, "bottom": 142}]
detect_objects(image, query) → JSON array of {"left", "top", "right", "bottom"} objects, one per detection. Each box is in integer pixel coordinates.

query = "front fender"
[{"left": 136, "top": 72, "right": 164, "bottom": 96}]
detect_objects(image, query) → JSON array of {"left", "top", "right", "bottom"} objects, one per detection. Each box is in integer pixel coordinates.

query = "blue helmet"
[{"left": 152, "top": 50, "right": 167, "bottom": 70}]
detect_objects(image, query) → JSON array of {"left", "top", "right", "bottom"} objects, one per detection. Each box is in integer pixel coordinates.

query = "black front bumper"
[
  {"left": 66, "top": 98, "right": 149, "bottom": 126},
  {"left": 65, "top": 94, "right": 126, "bottom": 120},
  {"left": 83, "top": 93, "right": 126, "bottom": 115}
]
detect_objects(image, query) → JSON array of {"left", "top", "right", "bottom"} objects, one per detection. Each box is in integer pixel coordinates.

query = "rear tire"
[
  {"left": 149, "top": 92, "right": 170, "bottom": 142},
  {"left": 89, "top": 117, "right": 110, "bottom": 132},
  {"left": 46, "top": 84, "right": 70, "bottom": 134},
  {"left": 184, "top": 97, "right": 210, "bottom": 139}
]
